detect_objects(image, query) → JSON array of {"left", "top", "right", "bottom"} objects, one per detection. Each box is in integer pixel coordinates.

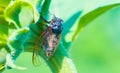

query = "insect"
[{"left": 32, "top": 15, "right": 63, "bottom": 66}]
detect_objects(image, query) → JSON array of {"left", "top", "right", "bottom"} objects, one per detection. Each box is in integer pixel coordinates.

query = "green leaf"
[
  {"left": 0, "top": 33, "right": 7, "bottom": 47},
  {"left": 0, "top": 6, "right": 4, "bottom": 15},
  {"left": 72, "top": 3, "right": 120, "bottom": 40},
  {"left": 0, "top": 15, "right": 15, "bottom": 47},
  {"left": 0, "top": 48, "right": 8, "bottom": 66},
  {"left": 69, "top": 5, "right": 120, "bottom": 73},
  {"left": 8, "top": 28, "right": 29, "bottom": 50},
  {"left": 0, "top": 0, "right": 11, "bottom": 7},
  {"left": 62, "top": 11, "right": 82, "bottom": 50},
  {"left": 0, "top": 15, "right": 16, "bottom": 29},
  {"left": 0, "top": 16, "right": 8, "bottom": 35},
  {"left": 4, "top": 0, "right": 39, "bottom": 28}
]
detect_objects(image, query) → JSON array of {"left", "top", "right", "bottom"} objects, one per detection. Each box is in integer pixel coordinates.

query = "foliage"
[{"left": 0, "top": 0, "right": 120, "bottom": 73}]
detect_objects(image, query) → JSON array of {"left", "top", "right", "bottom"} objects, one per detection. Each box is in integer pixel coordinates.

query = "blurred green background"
[
  {"left": 1, "top": 0, "right": 120, "bottom": 73},
  {"left": 69, "top": 6, "right": 120, "bottom": 73}
]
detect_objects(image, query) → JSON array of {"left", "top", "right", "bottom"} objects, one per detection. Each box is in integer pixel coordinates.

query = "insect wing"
[
  {"left": 46, "top": 32, "right": 62, "bottom": 57},
  {"left": 32, "top": 48, "right": 41, "bottom": 66},
  {"left": 32, "top": 31, "right": 46, "bottom": 66},
  {"left": 54, "top": 33, "right": 62, "bottom": 52}
]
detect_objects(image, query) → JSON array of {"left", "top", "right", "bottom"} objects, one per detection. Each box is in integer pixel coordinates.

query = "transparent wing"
[
  {"left": 53, "top": 33, "right": 62, "bottom": 52},
  {"left": 32, "top": 31, "right": 46, "bottom": 66}
]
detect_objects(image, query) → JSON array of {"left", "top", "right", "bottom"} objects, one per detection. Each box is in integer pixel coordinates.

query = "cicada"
[{"left": 32, "top": 15, "right": 63, "bottom": 66}]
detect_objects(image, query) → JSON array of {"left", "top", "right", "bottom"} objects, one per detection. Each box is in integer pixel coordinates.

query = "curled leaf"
[
  {"left": 4, "top": 0, "right": 39, "bottom": 28},
  {"left": 72, "top": 3, "right": 120, "bottom": 40}
]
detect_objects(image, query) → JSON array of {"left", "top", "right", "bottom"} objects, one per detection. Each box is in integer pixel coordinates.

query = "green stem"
[{"left": 40, "top": 0, "right": 51, "bottom": 17}]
